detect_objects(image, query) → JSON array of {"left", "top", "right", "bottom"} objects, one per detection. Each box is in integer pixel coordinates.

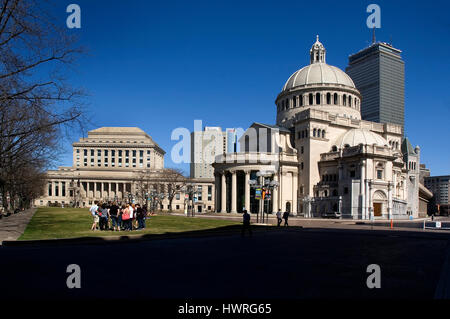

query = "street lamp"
[
  {"left": 181, "top": 184, "right": 198, "bottom": 217},
  {"left": 248, "top": 170, "right": 278, "bottom": 223}
]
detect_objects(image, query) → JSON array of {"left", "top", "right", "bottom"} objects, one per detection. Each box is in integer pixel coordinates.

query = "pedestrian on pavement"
[
  {"left": 89, "top": 200, "right": 99, "bottom": 231},
  {"left": 283, "top": 211, "right": 289, "bottom": 227},
  {"left": 241, "top": 209, "right": 252, "bottom": 237},
  {"left": 276, "top": 209, "right": 282, "bottom": 227}
]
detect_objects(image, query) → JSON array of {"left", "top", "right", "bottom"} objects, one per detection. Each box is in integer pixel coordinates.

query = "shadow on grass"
[{"left": 4, "top": 224, "right": 285, "bottom": 247}]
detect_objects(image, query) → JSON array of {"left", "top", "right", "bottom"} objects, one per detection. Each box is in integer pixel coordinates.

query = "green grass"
[{"left": 19, "top": 207, "right": 240, "bottom": 241}]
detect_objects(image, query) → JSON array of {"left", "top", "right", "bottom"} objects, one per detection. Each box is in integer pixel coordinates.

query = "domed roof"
[
  {"left": 282, "top": 63, "right": 356, "bottom": 91},
  {"left": 282, "top": 35, "right": 356, "bottom": 92},
  {"left": 334, "top": 129, "right": 388, "bottom": 149}
]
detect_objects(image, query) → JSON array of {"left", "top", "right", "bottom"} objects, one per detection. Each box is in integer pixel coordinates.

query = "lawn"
[{"left": 19, "top": 207, "right": 241, "bottom": 241}]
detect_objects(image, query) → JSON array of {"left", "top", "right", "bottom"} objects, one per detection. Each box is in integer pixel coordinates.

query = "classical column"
[
  {"left": 215, "top": 173, "right": 220, "bottom": 213},
  {"left": 292, "top": 171, "right": 298, "bottom": 216},
  {"left": 272, "top": 173, "right": 279, "bottom": 212},
  {"left": 221, "top": 172, "right": 227, "bottom": 213},
  {"left": 388, "top": 182, "right": 393, "bottom": 219},
  {"left": 360, "top": 161, "right": 366, "bottom": 219},
  {"left": 244, "top": 170, "right": 250, "bottom": 213},
  {"left": 101, "top": 182, "right": 104, "bottom": 200},
  {"left": 231, "top": 170, "right": 237, "bottom": 214}
]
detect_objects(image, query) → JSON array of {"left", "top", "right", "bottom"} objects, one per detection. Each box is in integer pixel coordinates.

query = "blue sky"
[{"left": 54, "top": 0, "right": 449, "bottom": 176}]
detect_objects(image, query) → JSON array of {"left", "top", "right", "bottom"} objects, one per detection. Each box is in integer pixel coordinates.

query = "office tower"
[{"left": 346, "top": 42, "right": 404, "bottom": 134}]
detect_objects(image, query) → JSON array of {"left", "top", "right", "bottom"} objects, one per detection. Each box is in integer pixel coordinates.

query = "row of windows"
[
  {"left": 389, "top": 140, "right": 400, "bottom": 150},
  {"left": 76, "top": 148, "right": 152, "bottom": 168},
  {"left": 278, "top": 92, "right": 360, "bottom": 112},
  {"left": 297, "top": 128, "right": 326, "bottom": 139},
  {"left": 48, "top": 181, "right": 66, "bottom": 197}
]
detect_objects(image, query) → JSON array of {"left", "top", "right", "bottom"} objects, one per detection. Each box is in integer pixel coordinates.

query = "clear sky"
[{"left": 54, "top": 0, "right": 449, "bottom": 176}]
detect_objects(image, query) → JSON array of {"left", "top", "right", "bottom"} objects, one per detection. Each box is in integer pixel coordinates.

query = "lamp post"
[
  {"left": 248, "top": 170, "right": 279, "bottom": 224},
  {"left": 182, "top": 183, "right": 198, "bottom": 217}
]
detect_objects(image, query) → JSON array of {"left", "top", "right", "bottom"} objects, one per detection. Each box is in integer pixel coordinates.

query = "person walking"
[
  {"left": 90, "top": 200, "right": 99, "bottom": 231},
  {"left": 241, "top": 209, "right": 252, "bottom": 237},
  {"left": 276, "top": 209, "right": 282, "bottom": 227},
  {"left": 283, "top": 210, "right": 289, "bottom": 227}
]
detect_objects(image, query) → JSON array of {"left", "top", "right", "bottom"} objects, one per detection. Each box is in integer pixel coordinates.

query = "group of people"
[
  {"left": 241, "top": 209, "right": 290, "bottom": 237},
  {"left": 89, "top": 201, "right": 150, "bottom": 231},
  {"left": 276, "top": 210, "right": 290, "bottom": 227}
]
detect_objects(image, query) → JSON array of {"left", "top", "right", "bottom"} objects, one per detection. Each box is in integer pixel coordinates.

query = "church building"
[{"left": 213, "top": 36, "right": 424, "bottom": 220}]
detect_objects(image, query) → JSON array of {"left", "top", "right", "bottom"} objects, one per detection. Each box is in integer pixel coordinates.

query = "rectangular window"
[
  {"left": 377, "top": 170, "right": 383, "bottom": 180},
  {"left": 208, "top": 186, "right": 212, "bottom": 201},
  {"left": 132, "top": 150, "right": 136, "bottom": 158},
  {"left": 197, "top": 186, "right": 202, "bottom": 201},
  {"left": 55, "top": 183, "right": 59, "bottom": 197},
  {"left": 91, "top": 149, "right": 94, "bottom": 156},
  {"left": 48, "top": 182, "right": 52, "bottom": 196},
  {"left": 62, "top": 182, "right": 66, "bottom": 197}
]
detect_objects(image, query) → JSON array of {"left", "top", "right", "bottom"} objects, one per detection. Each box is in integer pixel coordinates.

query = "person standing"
[
  {"left": 90, "top": 200, "right": 99, "bottom": 231},
  {"left": 122, "top": 204, "right": 131, "bottom": 231},
  {"left": 99, "top": 203, "right": 109, "bottom": 230},
  {"left": 136, "top": 204, "right": 145, "bottom": 230},
  {"left": 241, "top": 209, "right": 252, "bottom": 237},
  {"left": 109, "top": 202, "right": 120, "bottom": 231},
  {"left": 283, "top": 210, "right": 289, "bottom": 227},
  {"left": 276, "top": 210, "right": 282, "bottom": 227}
]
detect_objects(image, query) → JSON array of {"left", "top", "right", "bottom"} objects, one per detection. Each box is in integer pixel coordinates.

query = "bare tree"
[
  {"left": 0, "top": 0, "right": 86, "bottom": 210},
  {"left": 161, "top": 168, "right": 186, "bottom": 212}
]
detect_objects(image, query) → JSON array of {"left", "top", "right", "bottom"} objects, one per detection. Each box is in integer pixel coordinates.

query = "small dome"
[
  {"left": 334, "top": 129, "right": 388, "bottom": 149},
  {"left": 283, "top": 63, "right": 356, "bottom": 91}
]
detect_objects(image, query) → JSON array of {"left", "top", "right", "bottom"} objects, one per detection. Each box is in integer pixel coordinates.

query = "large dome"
[
  {"left": 334, "top": 129, "right": 388, "bottom": 149},
  {"left": 282, "top": 63, "right": 356, "bottom": 92}
]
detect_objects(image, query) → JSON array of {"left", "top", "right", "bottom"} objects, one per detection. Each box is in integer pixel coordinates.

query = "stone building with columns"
[
  {"left": 35, "top": 127, "right": 215, "bottom": 212},
  {"left": 213, "top": 36, "right": 422, "bottom": 219}
]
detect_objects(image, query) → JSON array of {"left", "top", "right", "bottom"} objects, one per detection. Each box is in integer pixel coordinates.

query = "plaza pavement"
[{"left": 0, "top": 208, "right": 36, "bottom": 245}]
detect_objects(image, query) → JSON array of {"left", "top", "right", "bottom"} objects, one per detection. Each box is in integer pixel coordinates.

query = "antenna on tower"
[{"left": 372, "top": 26, "right": 376, "bottom": 45}]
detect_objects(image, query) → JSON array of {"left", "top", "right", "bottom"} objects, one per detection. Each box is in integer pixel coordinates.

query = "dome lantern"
[{"left": 310, "top": 35, "right": 326, "bottom": 64}]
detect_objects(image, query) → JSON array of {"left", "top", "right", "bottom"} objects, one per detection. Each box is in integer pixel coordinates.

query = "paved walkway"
[{"left": 0, "top": 208, "right": 36, "bottom": 244}]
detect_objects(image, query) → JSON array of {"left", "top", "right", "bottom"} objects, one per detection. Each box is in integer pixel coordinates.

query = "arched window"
[
  {"left": 317, "top": 129, "right": 321, "bottom": 137},
  {"left": 286, "top": 99, "right": 289, "bottom": 109},
  {"left": 348, "top": 96, "right": 352, "bottom": 107},
  {"left": 299, "top": 94, "right": 303, "bottom": 106},
  {"left": 309, "top": 93, "right": 313, "bottom": 105},
  {"left": 313, "top": 128, "right": 316, "bottom": 137},
  {"left": 316, "top": 92, "right": 321, "bottom": 105},
  {"left": 326, "top": 93, "right": 331, "bottom": 104},
  {"left": 331, "top": 145, "right": 337, "bottom": 152},
  {"left": 322, "top": 130, "right": 325, "bottom": 138},
  {"left": 334, "top": 93, "right": 338, "bottom": 105},
  {"left": 343, "top": 94, "right": 347, "bottom": 106},
  {"left": 293, "top": 96, "right": 297, "bottom": 107}
]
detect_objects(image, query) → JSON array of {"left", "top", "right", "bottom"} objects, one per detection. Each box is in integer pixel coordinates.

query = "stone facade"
[
  {"left": 35, "top": 127, "right": 215, "bottom": 212},
  {"left": 213, "top": 36, "right": 422, "bottom": 219}
]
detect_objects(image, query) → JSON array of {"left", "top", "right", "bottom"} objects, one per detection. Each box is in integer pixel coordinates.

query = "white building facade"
[{"left": 213, "top": 36, "right": 421, "bottom": 220}]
